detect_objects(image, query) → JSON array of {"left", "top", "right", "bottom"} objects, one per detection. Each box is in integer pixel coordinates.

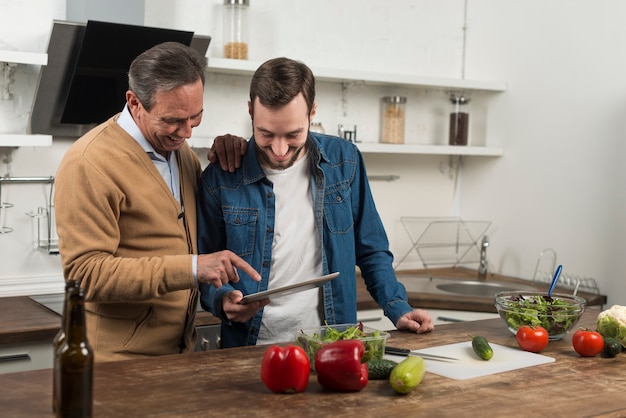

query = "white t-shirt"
[{"left": 256, "top": 154, "right": 323, "bottom": 344}]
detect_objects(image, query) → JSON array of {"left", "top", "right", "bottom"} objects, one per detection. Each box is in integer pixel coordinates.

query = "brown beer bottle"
[
  {"left": 52, "top": 280, "right": 79, "bottom": 413},
  {"left": 56, "top": 282, "right": 94, "bottom": 418}
]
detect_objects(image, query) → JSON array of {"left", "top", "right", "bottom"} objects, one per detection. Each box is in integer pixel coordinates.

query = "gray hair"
[{"left": 128, "top": 42, "right": 207, "bottom": 111}]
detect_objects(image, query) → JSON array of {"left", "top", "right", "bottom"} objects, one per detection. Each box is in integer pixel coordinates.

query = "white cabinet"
[
  {"left": 0, "top": 341, "right": 53, "bottom": 374},
  {"left": 201, "top": 58, "right": 506, "bottom": 157},
  {"left": 357, "top": 309, "right": 396, "bottom": 331},
  {"left": 0, "top": 50, "right": 52, "bottom": 148},
  {"left": 427, "top": 309, "right": 499, "bottom": 325},
  {"left": 357, "top": 308, "right": 499, "bottom": 332}
]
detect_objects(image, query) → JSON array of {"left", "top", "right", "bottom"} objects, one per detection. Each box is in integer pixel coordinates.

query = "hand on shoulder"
[{"left": 207, "top": 134, "right": 248, "bottom": 172}]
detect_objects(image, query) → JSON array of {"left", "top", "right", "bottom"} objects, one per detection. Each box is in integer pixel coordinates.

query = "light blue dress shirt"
[{"left": 117, "top": 106, "right": 198, "bottom": 284}]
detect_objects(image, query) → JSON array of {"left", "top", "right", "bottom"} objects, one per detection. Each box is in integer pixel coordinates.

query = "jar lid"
[
  {"left": 382, "top": 96, "right": 407, "bottom": 104},
  {"left": 449, "top": 95, "right": 470, "bottom": 105},
  {"left": 224, "top": 0, "right": 249, "bottom": 6}
]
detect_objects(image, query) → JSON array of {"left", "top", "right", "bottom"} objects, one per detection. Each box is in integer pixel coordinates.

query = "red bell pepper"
[
  {"left": 315, "top": 340, "right": 368, "bottom": 392},
  {"left": 261, "top": 345, "right": 310, "bottom": 394}
]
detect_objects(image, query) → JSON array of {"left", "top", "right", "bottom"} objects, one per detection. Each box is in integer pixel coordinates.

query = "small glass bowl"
[{"left": 294, "top": 323, "right": 389, "bottom": 371}]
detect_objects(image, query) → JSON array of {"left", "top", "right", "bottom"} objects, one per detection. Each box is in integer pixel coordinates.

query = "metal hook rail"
[
  {"left": 531, "top": 248, "right": 600, "bottom": 296},
  {"left": 0, "top": 177, "right": 55, "bottom": 252},
  {"left": 0, "top": 176, "right": 55, "bottom": 184}
]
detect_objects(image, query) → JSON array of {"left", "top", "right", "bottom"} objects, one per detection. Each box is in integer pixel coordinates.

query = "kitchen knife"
[{"left": 385, "top": 346, "right": 459, "bottom": 362}]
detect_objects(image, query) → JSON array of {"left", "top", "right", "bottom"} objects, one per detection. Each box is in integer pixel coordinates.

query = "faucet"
[{"left": 478, "top": 235, "right": 489, "bottom": 279}]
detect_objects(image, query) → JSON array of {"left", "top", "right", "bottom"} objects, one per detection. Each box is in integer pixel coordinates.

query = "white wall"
[
  {"left": 146, "top": 0, "right": 480, "bottom": 272},
  {"left": 0, "top": 0, "right": 623, "bottom": 306},
  {"left": 460, "top": 1, "right": 626, "bottom": 304},
  {"left": 0, "top": 0, "right": 67, "bottom": 296}
]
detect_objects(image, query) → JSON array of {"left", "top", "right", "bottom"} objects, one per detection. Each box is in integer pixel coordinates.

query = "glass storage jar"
[
  {"left": 223, "top": 0, "right": 249, "bottom": 60},
  {"left": 380, "top": 96, "right": 406, "bottom": 144},
  {"left": 449, "top": 94, "right": 470, "bottom": 146}
]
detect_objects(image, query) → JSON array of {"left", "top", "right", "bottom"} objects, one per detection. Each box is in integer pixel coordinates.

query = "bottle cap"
[
  {"left": 65, "top": 279, "right": 80, "bottom": 290},
  {"left": 382, "top": 96, "right": 407, "bottom": 104},
  {"left": 449, "top": 94, "right": 470, "bottom": 105}
]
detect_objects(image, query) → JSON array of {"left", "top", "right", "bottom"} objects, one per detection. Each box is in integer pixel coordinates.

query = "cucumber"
[
  {"left": 389, "top": 356, "right": 426, "bottom": 394},
  {"left": 603, "top": 337, "right": 622, "bottom": 358},
  {"left": 367, "top": 358, "right": 397, "bottom": 380},
  {"left": 471, "top": 335, "right": 493, "bottom": 361}
]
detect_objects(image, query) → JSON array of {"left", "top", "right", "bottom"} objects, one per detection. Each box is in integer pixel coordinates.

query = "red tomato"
[
  {"left": 572, "top": 329, "right": 604, "bottom": 357},
  {"left": 261, "top": 345, "right": 310, "bottom": 394},
  {"left": 515, "top": 325, "right": 549, "bottom": 353}
]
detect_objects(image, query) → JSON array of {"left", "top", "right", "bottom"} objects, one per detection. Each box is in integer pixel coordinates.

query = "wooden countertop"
[
  {"left": 0, "top": 297, "right": 220, "bottom": 345},
  {"left": 0, "top": 297, "right": 60, "bottom": 345},
  {"left": 194, "top": 311, "right": 222, "bottom": 327},
  {"left": 2, "top": 310, "right": 625, "bottom": 417},
  {"left": 2, "top": 268, "right": 607, "bottom": 345}
]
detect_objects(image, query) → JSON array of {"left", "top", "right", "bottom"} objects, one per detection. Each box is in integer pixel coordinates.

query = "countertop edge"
[{"left": 3, "top": 268, "right": 607, "bottom": 345}]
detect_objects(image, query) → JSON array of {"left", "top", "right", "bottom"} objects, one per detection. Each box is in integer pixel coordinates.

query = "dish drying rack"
[
  {"left": 394, "top": 217, "right": 491, "bottom": 271},
  {"left": 0, "top": 175, "right": 58, "bottom": 254},
  {"left": 531, "top": 248, "right": 600, "bottom": 296}
]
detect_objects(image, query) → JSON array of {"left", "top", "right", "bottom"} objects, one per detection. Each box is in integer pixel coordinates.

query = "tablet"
[{"left": 239, "top": 272, "right": 340, "bottom": 304}]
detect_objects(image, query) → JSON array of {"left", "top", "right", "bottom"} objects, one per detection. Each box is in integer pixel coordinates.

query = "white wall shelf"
[
  {"left": 0, "top": 135, "right": 52, "bottom": 148},
  {"left": 188, "top": 137, "right": 503, "bottom": 157},
  {"left": 207, "top": 58, "right": 507, "bottom": 92},
  {"left": 0, "top": 50, "right": 48, "bottom": 66},
  {"left": 203, "top": 58, "right": 506, "bottom": 157},
  {"left": 356, "top": 143, "right": 503, "bottom": 157}
]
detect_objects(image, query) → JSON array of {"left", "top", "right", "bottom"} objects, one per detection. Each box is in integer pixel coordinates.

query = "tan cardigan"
[{"left": 54, "top": 115, "right": 201, "bottom": 362}]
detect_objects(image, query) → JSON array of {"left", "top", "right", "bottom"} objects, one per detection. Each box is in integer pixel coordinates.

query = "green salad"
[
  {"left": 501, "top": 294, "right": 582, "bottom": 335},
  {"left": 296, "top": 322, "right": 385, "bottom": 366}
]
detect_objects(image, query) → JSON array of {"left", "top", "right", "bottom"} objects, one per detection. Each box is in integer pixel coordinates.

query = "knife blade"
[{"left": 385, "top": 346, "right": 459, "bottom": 362}]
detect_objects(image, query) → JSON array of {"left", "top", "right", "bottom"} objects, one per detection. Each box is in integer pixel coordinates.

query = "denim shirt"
[{"left": 197, "top": 133, "right": 413, "bottom": 348}]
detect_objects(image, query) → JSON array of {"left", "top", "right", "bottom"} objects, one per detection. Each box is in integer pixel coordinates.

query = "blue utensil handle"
[{"left": 548, "top": 264, "right": 563, "bottom": 296}]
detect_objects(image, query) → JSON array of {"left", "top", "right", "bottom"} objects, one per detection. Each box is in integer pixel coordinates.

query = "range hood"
[{"left": 29, "top": 20, "right": 211, "bottom": 138}]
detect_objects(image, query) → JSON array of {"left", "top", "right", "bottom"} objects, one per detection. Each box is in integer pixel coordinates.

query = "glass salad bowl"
[{"left": 495, "top": 291, "right": 586, "bottom": 341}]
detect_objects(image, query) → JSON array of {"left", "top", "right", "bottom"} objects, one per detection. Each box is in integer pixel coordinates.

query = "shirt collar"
[{"left": 117, "top": 105, "right": 167, "bottom": 162}]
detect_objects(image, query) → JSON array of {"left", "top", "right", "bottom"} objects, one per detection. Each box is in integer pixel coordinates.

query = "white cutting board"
[{"left": 384, "top": 342, "right": 555, "bottom": 380}]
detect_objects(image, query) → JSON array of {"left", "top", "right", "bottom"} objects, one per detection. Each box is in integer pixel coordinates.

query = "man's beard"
[{"left": 257, "top": 142, "right": 307, "bottom": 170}]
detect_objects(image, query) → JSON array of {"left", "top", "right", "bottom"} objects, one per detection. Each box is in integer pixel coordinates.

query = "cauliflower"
[{"left": 596, "top": 305, "right": 626, "bottom": 347}]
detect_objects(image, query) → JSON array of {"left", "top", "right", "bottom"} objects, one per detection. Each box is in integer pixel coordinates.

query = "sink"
[
  {"left": 435, "top": 281, "right": 536, "bottom": 297},
  {"left": 396, "top": 272, "right": 541, "bottom": 299}
]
